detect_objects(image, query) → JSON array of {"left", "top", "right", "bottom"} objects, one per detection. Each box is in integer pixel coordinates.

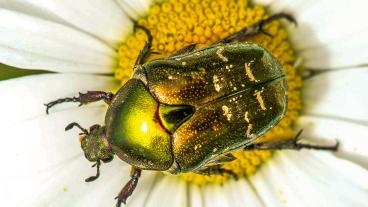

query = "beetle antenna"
[
  {"left": 65, "top": 122, "right": 89, "bottom": 135},
  {"left": 85, "top": 159, "right": 101, "bottom": 182}
]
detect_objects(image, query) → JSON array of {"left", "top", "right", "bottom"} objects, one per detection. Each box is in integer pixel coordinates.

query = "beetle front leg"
[
  {"left": 45, "top": 91, "right": 114, "bottom": 114},
  {"left": 115, "top": 167, "right": 142, "bottom": 207},
  {"left": 244, "top": 130, "right": 339, "bottom": 151},
  {"left": 216, "top": 12, "right": 297, "bottom": 44},
  {"left": 85, "top": 159, "right": 101, "bottom": 182}
]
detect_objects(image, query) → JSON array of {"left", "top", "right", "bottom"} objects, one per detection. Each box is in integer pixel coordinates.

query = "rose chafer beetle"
[{"left": 45, "top": 13, "right": 338, "bottom": 206}]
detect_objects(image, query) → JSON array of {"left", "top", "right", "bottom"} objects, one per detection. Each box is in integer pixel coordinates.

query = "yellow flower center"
[{"left": 115, "top": 0, "right": 302, "bottom": 185}]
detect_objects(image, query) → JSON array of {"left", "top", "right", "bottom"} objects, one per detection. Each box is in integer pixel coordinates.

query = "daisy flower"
[{"left": 1, "top": 0, "right": 368, "bottom": 206}]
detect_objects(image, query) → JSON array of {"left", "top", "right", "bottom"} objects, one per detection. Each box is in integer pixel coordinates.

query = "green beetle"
[{"left": 45, "top": 13, "right": 338, "bottom": 207}]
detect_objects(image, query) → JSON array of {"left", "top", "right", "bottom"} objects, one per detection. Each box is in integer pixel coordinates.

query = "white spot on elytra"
[
  {"left": 255, "top": 90, "right": 266, "bottom": 110},
  {"left": 222, "top": 105, "right": 232, "bottom": 121},
  {"left": 245, "top": 61, "right": 259, "bottom": 82},
  {"left": 213, "top": 75, "right": 221, "bottom": 92},
  {"left": 182, "top": 61, "right": 187, "bottom": 66},
  {"left": 194, "top": 144, "right": 202, "bottom": 150},
  {"left": 244, "top": 111, "right": 250, "bottom": 123},
  {"left": 246, "top": 124, "right": 256, "bottom": 139},
  {"left": 216, "top": 46, "right": 228, "bottom": 62}
]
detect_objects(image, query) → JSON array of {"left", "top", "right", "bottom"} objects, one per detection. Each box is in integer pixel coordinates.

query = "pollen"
[{"left": 115, "top": 0, "right": 303, "bottom": 185}]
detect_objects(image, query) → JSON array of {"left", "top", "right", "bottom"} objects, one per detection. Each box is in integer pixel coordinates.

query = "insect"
[{"left": 45, "top": 13, "right": 338, "bottom": 206}]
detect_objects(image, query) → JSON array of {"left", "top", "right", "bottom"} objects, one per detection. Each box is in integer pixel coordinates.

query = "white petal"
[
  {"left": 254, "top": 0, "right": 316, "bottom": 17},
  {"left": 303, "top": 68, "right": 368, "bottom": 124},
  {"left": 0, "top": 73, "right": 118, "bottom": 128},
  {"left": 249, "top": 151, "right": 368, "bottom": 207},
  {"left": 116, "top": 0, "right": 153, "bottom": 19},
  {"left": 0, "top": 0, "right": 131, "bottom": 46},
  {"left": 300, "top": 30, "right": 368, "bottom": 69},
  {"left": 255, "top": 0, "right": 368, "bottom": 68},
  {"left": 0, "top": 9, "right": 116, "bottom": 73},
  {"left": 144, "top": 175, "right": 188, "bottom": 207},
  {"left": 202, "top": 184, "right": 232, "bottom": 207},
  {"left": 0, "top": 106, "right": 131, "bottom": 206},
  {"left": 297, "top": 115, "right": 368, "bottom": 169},
  {"left": 189, "top": 184, "right": 204, "bottom": 207},
  {"left": 223, "top": 179, "right": 264, "bottom": 207}
]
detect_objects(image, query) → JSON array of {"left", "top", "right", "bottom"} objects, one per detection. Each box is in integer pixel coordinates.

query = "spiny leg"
[
  {"left": 45, "top": 91, "right": 114, "bottom": 114},
  {"left": 132, "top": 21, "right": 154, "bottom": 66},
  {"left": 115, "top": 167, "right": 142, "bottom": 207},
  {"left": 169, "top": 43, "right": 197, "bottom": 57},
  {"left": 216, "top": 12, "right": 297, "bottom": 44},
  {"left": 244, "top": 129, "right": 339, "bottom": 151},
  {"left": 196, "top": 165, "right": 239, "bottom": 180}
]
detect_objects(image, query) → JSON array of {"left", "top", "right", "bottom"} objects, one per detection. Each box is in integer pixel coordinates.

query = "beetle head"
[{"left": 78, "top": 125, "right": 114, "bottom": 163}]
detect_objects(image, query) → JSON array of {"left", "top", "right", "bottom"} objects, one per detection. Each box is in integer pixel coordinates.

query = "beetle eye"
[{"left": 158, "top": 104, "right": 195, "bottom": 133}]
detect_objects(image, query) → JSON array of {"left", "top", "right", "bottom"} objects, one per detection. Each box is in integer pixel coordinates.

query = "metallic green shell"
[
  {"left": 105, "top": 79, "right": 173, "bottom": 170},
  {"left": 143, "top": 43, "right": 287, "bottom": 172}
]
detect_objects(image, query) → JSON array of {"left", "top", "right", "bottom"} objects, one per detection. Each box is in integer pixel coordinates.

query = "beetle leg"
[
  {"left": 132, "top": 21, "right": 154, "bottom": 66},
  {"left": 85, "top": 159, "right": 101, "bottom": 182},
  {"left": 216, "top": 12, "right": 297, "bottom": 44},
  {"left": 244, "top": 130, "right": 339, "bottom": 151},
  {"left": 44, "top": 91, "right": 114, "bottom": 114},
  {"left": 169, "top": 43, "right": 197, "bottom": 57},
  {"left": 115, "top": 167, "right": 142, "bottom": 207},
  {"left": 196, "top": 165, "right": 239, "bottom": 180}
]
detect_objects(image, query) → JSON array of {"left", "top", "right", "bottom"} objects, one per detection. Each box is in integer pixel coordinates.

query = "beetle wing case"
[{"left": 143, "top": 43, "right": 287, "bottom": 172}]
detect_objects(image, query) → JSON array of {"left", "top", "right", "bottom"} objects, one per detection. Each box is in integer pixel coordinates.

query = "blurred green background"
[{"left": 0, "top": 63, "right": 50, "bottom": 81}]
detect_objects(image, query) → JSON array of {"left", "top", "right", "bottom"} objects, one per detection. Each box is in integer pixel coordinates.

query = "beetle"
[{"left": 45, "top": 13, "right": 338, "bottom": 206}]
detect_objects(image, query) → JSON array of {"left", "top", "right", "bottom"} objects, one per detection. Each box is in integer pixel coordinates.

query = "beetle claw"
[
  {"left": 85, "top": 160, "right": 101, "bottom": 182},
  {"left": 85, "top": 175, "right": 98, "bottom": 182},
  {"left": 259, "top": 28, "right": 274, "bottom": 37},
  {"left": 44, "top": 104, "right": 50, "bottom": 114},
  {"left": 334, "top": 140, "right": 340, "bottom": 150}
]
